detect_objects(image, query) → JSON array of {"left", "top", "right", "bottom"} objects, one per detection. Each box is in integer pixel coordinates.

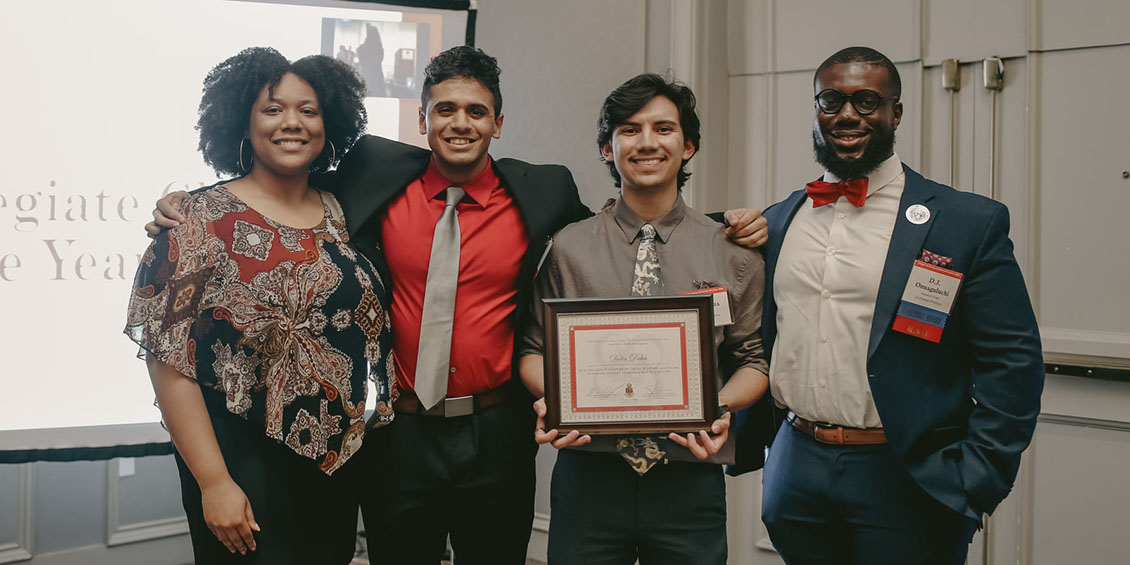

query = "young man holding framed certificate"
[{"left": 518, "top": 74, "right": 769, "bottom": 565}]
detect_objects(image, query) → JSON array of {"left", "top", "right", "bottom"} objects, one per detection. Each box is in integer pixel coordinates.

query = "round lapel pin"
[{"left": 905, "top": 204, "right": 930, "bottom": 225}]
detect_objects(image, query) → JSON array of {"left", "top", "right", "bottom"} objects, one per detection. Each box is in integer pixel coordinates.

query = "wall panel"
[
  {"left": 32, "top": 461, "right": 106, "bottom": 554},
  {"left": 646, "top": 0, "right": 673, "bottom": 74},
  {"left": 1034, "top": 0, "right": 1130, "bottom": 51},
  {"left": 966, "top": 58, "right": 1031, "bottom": 270},
  {"left": 1034, "top": 45, "right": 1130, "bottom": 359},
  {"left": 0, "top": 465, "right": 32, "bottom": 564},
  {"left": 692, "top": 0, "right": 735, "bottom": 214},
  {"left": 727, "top": 75, "right": 772, "bottom": 209},
  {"left": 113, "top": 458, "right": 183, "bottom": 526},
  {"left": 1041, "top": 375, "right": 1130, "bottom": 423},
  {"left": 891, "top": 61, "right": 922, "bottom": 170},
  {"left": 923, "top": 0, "right": 1027, "bottom": 65},
  {"left": 1030, "top": 418, "right": 1130, "bottom": 564},
  {"left": 726, "top": 0, "right": 769, "bottom": 76},
  {"left": 0, "top": 467, "right": 23, "bottom": 548},
  {"left": 774, "top": 0, "right": 918, "bottom": 72},
  {"left": 106, "top": 458, "right": 187, "bottom": 546},
  {"left": 771, "top": 71, "right": 821, "bottom": 202}
]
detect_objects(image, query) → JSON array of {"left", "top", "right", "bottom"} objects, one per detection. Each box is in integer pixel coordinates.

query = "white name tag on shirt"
[
  {"left": 900, "top": 261, "right": 963, "bottom": 314},
  {"left": 678, "top": 286, "right": 733, "bottom": 326}
]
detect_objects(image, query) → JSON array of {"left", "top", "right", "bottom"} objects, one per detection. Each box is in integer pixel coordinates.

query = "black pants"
[
  {"left": 762, "top": 423, "right": 978, "bottom": 565},
  {"left": 547, "top": 449, "right": 727, "bottom": 565},
  {"left": 174, "top": 393, "right": 361, "bottom": 565},
  {"left": 359, "top": 395, "right": 537, "bottom": 565}
]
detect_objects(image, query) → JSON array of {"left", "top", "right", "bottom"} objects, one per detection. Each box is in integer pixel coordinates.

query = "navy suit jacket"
[
  {"left": 317, "top": 135, "right": 592, "bottom": 385},
  {"left": 734, "top": 164, "right": 1043, "bottom": 520}
]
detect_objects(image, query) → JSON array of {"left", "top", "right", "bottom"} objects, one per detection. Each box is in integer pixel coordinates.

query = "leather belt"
[
  {"left": 787, "top": 412, "right": 887, "bottom": 445},
  {"left": 394, "top": 385, "right": 510, "bottom": 418}
]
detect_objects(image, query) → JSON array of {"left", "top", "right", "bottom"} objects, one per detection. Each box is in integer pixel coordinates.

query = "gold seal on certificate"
[{"left": 542, "top": 296, "right": 719, "bottom": 435}]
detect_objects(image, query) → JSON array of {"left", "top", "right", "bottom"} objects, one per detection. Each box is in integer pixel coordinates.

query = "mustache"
[{"left": 812, "top": 124, "right": 896, "bottom": 180}]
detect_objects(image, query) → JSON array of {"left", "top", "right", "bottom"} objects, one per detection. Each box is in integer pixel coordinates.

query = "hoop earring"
[
  {"left": 327, "top": 139, "right": 336, "bottom": 166},
  {"left": 238, "top": 138, "right": 252, "bottom": 173}
]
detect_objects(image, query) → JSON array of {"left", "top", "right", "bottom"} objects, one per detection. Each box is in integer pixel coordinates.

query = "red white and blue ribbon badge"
[{"left": 893, "top": 251, "right": 962, "bottom": 343}]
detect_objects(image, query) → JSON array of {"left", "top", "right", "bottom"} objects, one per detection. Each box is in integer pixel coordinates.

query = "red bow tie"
[{"left": 805, "top": 178, "right": 869, "bottom": 207}]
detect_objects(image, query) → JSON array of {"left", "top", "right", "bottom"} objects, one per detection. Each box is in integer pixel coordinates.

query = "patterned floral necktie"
[
  {"left": 631, "top": 223, "right": 664, "bottom": 297},
  {"left": 620, "top": 222, "right": 667, "bottom": 475}
]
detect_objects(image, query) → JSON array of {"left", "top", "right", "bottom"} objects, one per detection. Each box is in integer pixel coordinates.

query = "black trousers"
[
  {"left": 359, "top": 394, "right": 537, "bottom": 565},
  {"left": 547, "top": 449, "right": 727, "bottom": 565},
  {"left": 762, "top": 423, "right": 979, "bottom": 565},
  {"left": 174, "top": 393, "right": 361, "bottom": 565}
]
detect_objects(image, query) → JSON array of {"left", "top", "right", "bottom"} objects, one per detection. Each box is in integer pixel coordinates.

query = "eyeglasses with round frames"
[{"left": 814, "top": 89, "right": 897, "bottom": 116}]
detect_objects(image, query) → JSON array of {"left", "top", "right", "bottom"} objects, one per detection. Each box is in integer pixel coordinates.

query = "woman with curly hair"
[{"left": 124, "top": 47, "right": 393, "bottom": 564}]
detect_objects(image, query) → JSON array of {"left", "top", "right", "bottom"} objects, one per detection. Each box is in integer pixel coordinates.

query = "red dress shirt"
[{"left": 381, "top": 157, "right": 529, "bottom": 397}]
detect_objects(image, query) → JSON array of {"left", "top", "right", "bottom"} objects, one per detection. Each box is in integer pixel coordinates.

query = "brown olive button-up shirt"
[{"left": 522, "top": 195, "right": 767, "bottom": 464}]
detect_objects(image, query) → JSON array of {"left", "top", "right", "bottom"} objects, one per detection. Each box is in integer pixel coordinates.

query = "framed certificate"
[{"left": 543, "top": 295, "right": 718, "bottom": 435}]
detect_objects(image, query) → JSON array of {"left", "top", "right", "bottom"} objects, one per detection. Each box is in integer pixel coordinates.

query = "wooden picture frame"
[{"left": 543, "top": 295, "right": 718, "bottom": 435}]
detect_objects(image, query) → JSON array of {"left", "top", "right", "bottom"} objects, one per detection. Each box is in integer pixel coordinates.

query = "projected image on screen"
[
  {"left": 323, "top": 18, "right": 426, "bottom": 99},
  {"left": 0, "top": 0, "right": 467, "bottom": 450}
]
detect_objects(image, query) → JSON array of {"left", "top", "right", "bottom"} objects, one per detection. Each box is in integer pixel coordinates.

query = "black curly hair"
[
  {"left": 421, "top": 46, "right": 503, "bottom": 116},
  {"left": 597, "top": 73, "right": 701, "bottom": 190},
  {"left": 196, "top": 47, "right": 368, "bottom": 177}
]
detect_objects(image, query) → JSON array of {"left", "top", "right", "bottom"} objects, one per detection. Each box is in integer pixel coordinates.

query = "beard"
[{"left": 812, "top": 125, "right": 896, "bottom": 181}]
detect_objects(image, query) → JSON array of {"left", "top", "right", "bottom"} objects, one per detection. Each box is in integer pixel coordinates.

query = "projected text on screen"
[{"left": 0, "top": 0, "right": 465, "bottom": 436}]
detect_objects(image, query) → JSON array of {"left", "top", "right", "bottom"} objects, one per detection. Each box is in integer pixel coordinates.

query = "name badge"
[
  {"left": 679, "top": 286, "right": 733, "bottom": 326},
  {"left": 892, "top": 261, "right": 963, "bottom": 343},
  {"left": 902, "top": 260, "right": 962, "bottom": 313}
]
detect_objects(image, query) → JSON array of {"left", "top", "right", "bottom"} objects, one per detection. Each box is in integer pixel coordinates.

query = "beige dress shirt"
[
  {"left": 769, "top": 154, "right": 905, "bottom": 428},
  {"left": 523, "top": 195, "right": 768, "bottom": 464}
]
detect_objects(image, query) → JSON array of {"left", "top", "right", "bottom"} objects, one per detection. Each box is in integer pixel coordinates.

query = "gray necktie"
[{"left": 415, "top": 186, "right": 465, "bottom": 410}]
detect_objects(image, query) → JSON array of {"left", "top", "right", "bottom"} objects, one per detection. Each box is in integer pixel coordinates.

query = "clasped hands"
[{"left": 532, "top": 397, "right": 731, "bottom": 461}]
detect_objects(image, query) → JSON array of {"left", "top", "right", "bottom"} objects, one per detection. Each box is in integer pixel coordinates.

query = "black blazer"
[{"left": 317, "top": 135, "right": 592, "bottom": 384}]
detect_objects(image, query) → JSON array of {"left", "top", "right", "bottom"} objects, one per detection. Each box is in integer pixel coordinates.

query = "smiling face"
[
  {"left": 601, "top": 95, "right": 695, "bottom": 196},
  {"left": 419, "top": 77, "right": 503, "bottom": 182},
  {"left": 812, "top": 62, "right": 902, "bottom": 180},
  {"left": 246, "top": 72, "right": 325, "bottom": 178}
]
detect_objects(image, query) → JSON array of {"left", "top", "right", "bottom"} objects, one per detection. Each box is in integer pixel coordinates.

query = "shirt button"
[
  {"left": 450, "top": 367, "right": 457, "bottom": 373},
  {"left": 819, "top": 381, "right": 828, "bottom": 388},
  {"left": 826, "top": 248, "right": 836, "bottom": 256},
  {"left": 837, "top": 213, "right": 845, "bottom": 219},
  {"left": 820, "top": 336, "right": 829, "bottom": 343},
  {"left": 821, "top": 289, "right": 831, "bottom": 299}
]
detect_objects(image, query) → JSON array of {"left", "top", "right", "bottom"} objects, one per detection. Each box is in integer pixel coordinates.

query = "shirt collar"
[
  {"left": 823, "top": 152, "right": 904, "bottom": 197},
  {"left": 421, "top": 156, "right": 499, "bottom": 208},
  {"left": 612, "top": 194, "right": 687, "bottom": 244}
]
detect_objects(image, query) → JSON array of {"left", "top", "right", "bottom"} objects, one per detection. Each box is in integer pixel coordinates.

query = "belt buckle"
[
  {"left": 444, "top": 395, "right": 474, "bottom": 418},
  {"left": 812, "top": 420, "right": 843, "bottom": 444}
]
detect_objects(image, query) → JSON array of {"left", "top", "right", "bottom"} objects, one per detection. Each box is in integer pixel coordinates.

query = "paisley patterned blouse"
[{"left": 125, "top": 185, "right": 395, "bottom": 475}]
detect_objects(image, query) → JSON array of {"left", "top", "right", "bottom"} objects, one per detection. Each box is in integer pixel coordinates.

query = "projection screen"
[{"left": 0, "top": 0, "right": 471, "bottom": 461}]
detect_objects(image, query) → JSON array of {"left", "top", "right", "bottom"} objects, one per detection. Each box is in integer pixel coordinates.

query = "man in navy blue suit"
[{"left": 751, "top": 46, "right": 1044, "bottom": 564}]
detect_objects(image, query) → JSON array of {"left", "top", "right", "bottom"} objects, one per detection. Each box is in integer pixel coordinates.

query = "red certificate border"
[
  {"left": 542, "top": 295, "right": 718, "bottom": 436},
  {"left": 568, "top": 322, "right": 690, "bottom": 413}
]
